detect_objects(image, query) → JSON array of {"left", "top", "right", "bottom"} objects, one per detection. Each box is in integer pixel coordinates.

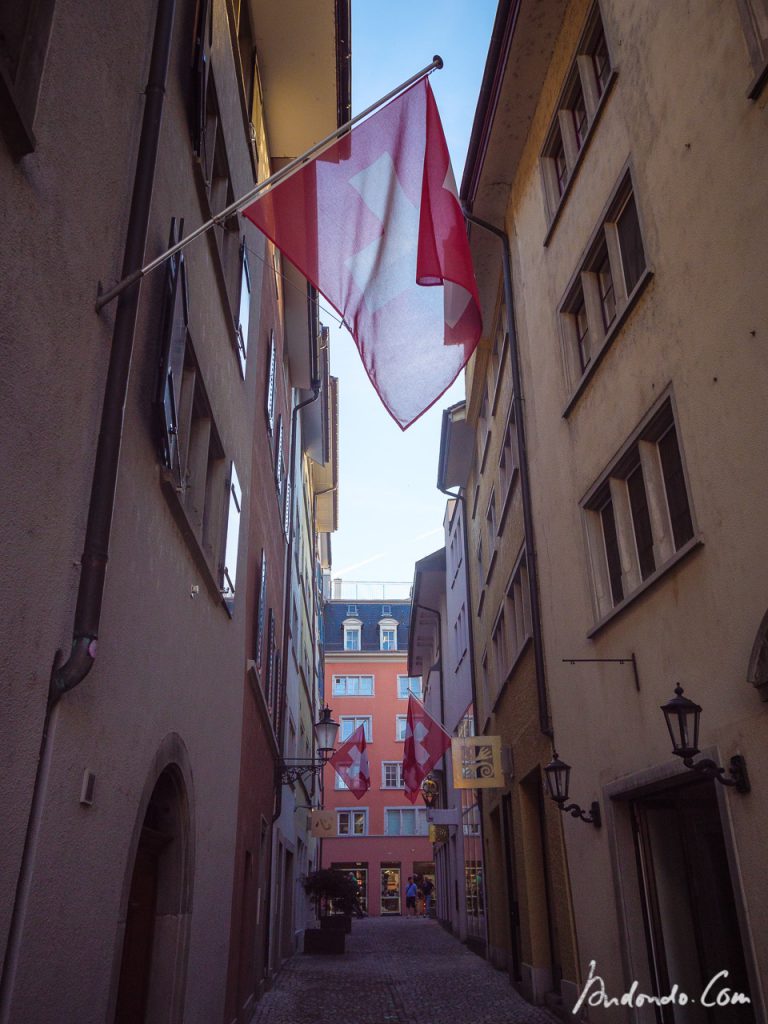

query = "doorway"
[
  {"left": 380, "top": 865, "right": 401, "bottom": 914},
  {"left": 632, "top": 778, "right": 754, "bottom": 1023},
  {"left": 114, "top": 766, "right": 191, "bottom": 1024}
]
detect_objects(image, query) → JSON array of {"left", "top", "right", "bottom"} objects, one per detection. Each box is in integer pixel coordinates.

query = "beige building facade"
[{"left": 461, "top": 0, "right": 768, "bottom": 1020}]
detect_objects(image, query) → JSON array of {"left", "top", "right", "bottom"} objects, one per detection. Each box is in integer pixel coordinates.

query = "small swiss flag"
[{"left": 329, "top": 724, "right": 371, "bottom": 799}]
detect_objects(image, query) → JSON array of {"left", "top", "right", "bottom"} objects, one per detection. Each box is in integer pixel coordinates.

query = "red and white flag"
[
  {"left": 243, "top": 78, "right": 482, "bottom": 429},
  {"left": 329, "top": 724, "right": 370, "bottom": 799},
  {"left": 402, "top": 694, "right": 451, "bottom": 804}
]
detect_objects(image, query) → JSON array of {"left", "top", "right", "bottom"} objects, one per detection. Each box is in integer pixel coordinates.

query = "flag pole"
[{"left": 95, "top": 55, "right": 444, "bottom": 311}]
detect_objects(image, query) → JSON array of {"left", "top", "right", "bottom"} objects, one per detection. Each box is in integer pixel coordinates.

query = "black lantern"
[
  {"left": 659, "top": 685, "right": 750, "bottom": 793},
  {"left": 279, "top": 706, "right": 339, "bottom": 786},
  {"left": 544, "top": 752, "right": 600, "bottom": 828},
  {"left": 314, "top": 706, "right": 340, "bottom": 761},
  {"left": 543, "top": 753, "right": 571, "bottom": 804},
  {"left": 660, "top": 684, "right": 701, "bottom": 759}
]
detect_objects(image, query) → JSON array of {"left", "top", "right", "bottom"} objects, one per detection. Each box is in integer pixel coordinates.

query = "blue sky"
[{"left": 326, "top": 0, "right": 496, "bottom": 587}]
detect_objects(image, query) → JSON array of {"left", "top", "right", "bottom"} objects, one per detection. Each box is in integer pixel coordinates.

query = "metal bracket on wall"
[{"left": 562, "top": 653, "right": 640, "bottom": 692}]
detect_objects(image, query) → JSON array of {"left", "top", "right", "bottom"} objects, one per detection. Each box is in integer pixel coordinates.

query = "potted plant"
[{"left": 301, "top": 870, "right": 358, "bottom": 952}]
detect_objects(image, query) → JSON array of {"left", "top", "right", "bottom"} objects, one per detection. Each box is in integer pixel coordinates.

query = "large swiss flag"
[
  {"left": 243, "top": 78, "right": 481, "bottom": 429},
  {"left": 329, "top": 724, "right": 371, "bottom": 799},
  {"left": 402, "top": 694, "right": 451, "bottom": 804}
]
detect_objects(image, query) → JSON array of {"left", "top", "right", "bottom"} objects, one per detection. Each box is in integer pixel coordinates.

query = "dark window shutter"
[
  {"left": 256, "top": 550, "right": 267, "bottom": 669},
  {"left": 156, "top": 218, "right": 188, "bottom": 484},
  {"left": 191, "top": 0, "right": 212, "bottom": 159}
]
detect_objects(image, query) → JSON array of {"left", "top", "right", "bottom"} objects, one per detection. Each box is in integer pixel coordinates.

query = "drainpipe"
[
  {"left": 461, "top": 210, "right": 552, "bottom": 737},
  {"left": 51, "top": 0, "right": 176, "bottom": 702},
  {"left": 0, "top": 2, "right": 175, "bottom": 1018}
]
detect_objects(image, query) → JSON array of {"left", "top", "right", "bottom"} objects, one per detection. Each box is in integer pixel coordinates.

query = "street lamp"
[
  {"left": 543, "top": 752, "right": 601, "bottom": 828},
  {"left": 660, "top": 685, "right": 750, "bottom": 792},
  {"left": 421, "top": 774, "right": 439, "bottom": 808},
  {"left": 279, "top": 706, "right": 340, "bottom": 786}
]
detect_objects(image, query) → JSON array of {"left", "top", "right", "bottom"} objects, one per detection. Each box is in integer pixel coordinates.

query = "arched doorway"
[{"left": 114, "top": 764, "right": 192, "bottom": 1024}]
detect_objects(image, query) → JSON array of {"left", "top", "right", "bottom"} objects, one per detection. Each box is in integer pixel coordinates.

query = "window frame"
[
  {"left": 332, "top": 675, "right": 375, "bottom": 697},
  {"left": 395, "top": 715, "right": 408, "bottom": 742},
  {"left": 342, "top": 617, "right": 362, "bottom": 651},
  {"left": 381, "top": 762, "right": 404, "bottom": 789},
  {"left": 339, "top": 715, "right": 372, "bottom": 743},
  {"left": 735, "top": 0, "right": 768, "bottom": 98},
  {"left": 397, "top": 676, "right": 423, "bottom": 700},
  {"left": 0, "top": 0, "right": 57, "bottom": 157},
  {"left": 540, "top": 3, "right": 618, "bottom": 240},
  {"left": 384, "top": 806, "right": 428, "bottom": 837},
  {"left": 337, "top": 808, "right": 368, "bottom": 837},
  {"left": 582, "top": 393, "right": 700, "bottom": 634},
  {"left": 560, "top": 168, "right": 653, "bottom": 414}
]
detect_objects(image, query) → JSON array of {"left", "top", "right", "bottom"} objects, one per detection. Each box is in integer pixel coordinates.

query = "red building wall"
[{"left": 321, "top": 640, "right": 433, "bottom": 916}]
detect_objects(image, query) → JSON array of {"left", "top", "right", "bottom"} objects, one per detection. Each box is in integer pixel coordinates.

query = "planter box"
[
  {"left": 321, "top": 914, "right": 352, "bottom": 934},
  {"left": 303, "top": 928, "right": 345, "bottom": 955}
]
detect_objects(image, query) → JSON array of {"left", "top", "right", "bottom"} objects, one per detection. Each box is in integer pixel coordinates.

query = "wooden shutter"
[
  {"left": 221, "top": 462, "right": 241, "bottom": 606},
  {"left": 155, "top": 218, "right": 188, "bottom": 484}
]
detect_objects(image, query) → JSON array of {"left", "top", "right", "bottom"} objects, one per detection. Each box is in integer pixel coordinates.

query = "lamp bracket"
[
  {"left": 682, "top": 754, "right": 750, "bottom": 794},
  {"left": 556, "top": 799, "right": 602, "bottom": 828},
  {"left": 278, "top": 759, "right": 325, "bottom": 787},
  {"left": 562, "top": 653, "right": 640, "bottom": 692}
]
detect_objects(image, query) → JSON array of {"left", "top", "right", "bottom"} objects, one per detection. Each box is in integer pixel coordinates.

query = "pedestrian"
[
  {"left": 405, "top": 875, "right": 418, "bottom": 917},
  {"left": 421, "top": 876, "right": 434, "bottom": 917}
]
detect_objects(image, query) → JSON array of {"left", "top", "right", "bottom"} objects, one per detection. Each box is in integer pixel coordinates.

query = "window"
[
  {"left": 264, "top": 609, "right": 276, "bottom": 714},
  {"left": 395, "top": 715, "right": 407, "bottom": 742},
  {"left": 274, "top": 414, "right": 284, "bottom": 494},
  {"left": 584, "top": 399, "right": 696, "bottom": 622},
  {"left": 155, "top": 221, "right": 239, "bottom": 605},
  {"left": 486, "top": 490, "right": 497, "bottom": 543},
  {"left": 337, "top": 809, "right": 368, "bottom": 836},
  {"left": 191, "top": 0, "right": 212, "bottom": 164},
  {"left": 385, "top": 808, "right": 428, "bottom": 836},
  {"left": 265, "top": 330, "right": 277, "bottom": 433},
  {"left": 397, "top": 676, "right": 422, "bottom": 699},
  {"left": 492, "top": 609, "right": 508, "bottom": 692},
  {"left": 343, "top": 618, "right": 362, "bottom": 651},
  {"left": 736, "top": 0, "right": 768, "bottom": 96},
  {"left": 541, "top": 5, "right": 615, "bottom": 223},
  {"left": 490, "top": 554, "right": 533, "bottom": 697},
  {"left": 560, "top": 174, "right": 649, "bottom": 397},
  {"left": 382, "top": 762, "right": 404, "bottom": 789},
  {"left": 283, "top": 475, "right": 291, "bottom": 538},
  {"left": 498, "top": 411, "right": 518, "bottom": 508},
  {"left": 334, "top": 773, "right": 350, "bottom": 790},
  {"left": 333, "top": 675, "right": 374, "bottom": 696},
  {"left": 380, "top": 626, "right": 397, "bottom": 651},
  {"left": 339, "top": 716, "right": 371, "bottom": 742},
  {"left": 453, "top": 605, "right": 468, "bottom": 666}
]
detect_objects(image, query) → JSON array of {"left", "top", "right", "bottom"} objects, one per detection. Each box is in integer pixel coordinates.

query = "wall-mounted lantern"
[
  {"left": 279, "top": 706, "right": 339, "bottom": 786},
  {"left": 544, "top": 753, "right": 601, "bottom": 828},
  {"left": 660, "top": 685, "right": 750, "bottom": 793}
]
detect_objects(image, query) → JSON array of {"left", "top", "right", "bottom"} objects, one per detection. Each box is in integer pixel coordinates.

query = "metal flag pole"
[{"left": 95, "top": 55, "right": 444, "bottom": 311}]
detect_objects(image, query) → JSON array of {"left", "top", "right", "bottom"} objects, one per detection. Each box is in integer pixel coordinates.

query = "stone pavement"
[{"left": 251, "top": 917, "right": 560, "bottom": 1024}]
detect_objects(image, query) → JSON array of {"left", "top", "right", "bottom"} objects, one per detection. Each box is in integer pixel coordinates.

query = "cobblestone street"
[{"left": 251, "top": 918, "right": 560, "bottom": 1024}]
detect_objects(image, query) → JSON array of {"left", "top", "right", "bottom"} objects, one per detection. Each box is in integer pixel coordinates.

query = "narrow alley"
[{"left": 251, "top": 918, "right": 558, "bottom": 1024}]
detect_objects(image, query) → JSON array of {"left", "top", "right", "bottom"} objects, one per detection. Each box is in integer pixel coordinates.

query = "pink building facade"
[{"left": 321, "top": 598, "right": 433, "bottom": 916}]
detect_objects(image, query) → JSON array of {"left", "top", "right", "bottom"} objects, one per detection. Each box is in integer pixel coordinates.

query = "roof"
[{"left": 323, "top": 598, "right": 411, "bottom": 654}]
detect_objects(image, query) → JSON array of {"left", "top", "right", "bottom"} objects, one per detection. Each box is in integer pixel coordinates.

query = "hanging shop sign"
[
  {"left": 451, "top": 736, "right": 504, "bottom": 789},
  {"left": 429, "top": 824, "right": 450, "bottom": 845},
  {"left": 310, "top": 809, "right": 336, "bottom": 837}
]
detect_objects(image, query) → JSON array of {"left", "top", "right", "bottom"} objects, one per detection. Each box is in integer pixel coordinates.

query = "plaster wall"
[{"left": 499, "top": 0, "right": 768, "bottom": 1015}]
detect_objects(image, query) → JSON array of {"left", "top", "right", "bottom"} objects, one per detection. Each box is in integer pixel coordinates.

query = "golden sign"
[
  {"left": 310, "top": 809, "right": 336, "bottom": 837},
  {"left": 451, "top": 736, "right": 503, "bottom": 789},
  {"left": 429, "top": 824, "right": 450, "bottom": 845}
]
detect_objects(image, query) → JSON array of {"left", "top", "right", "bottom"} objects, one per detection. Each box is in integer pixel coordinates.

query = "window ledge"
[
  {"left": 477, "top": 588, "right": 486, "bottom": 618},
  {"left": 159, "top": 469, "right": 229, "bottom": 611},
  {"left": 485, "top": 549, "right": 498, "bottom": 587},
  {"left": 747, "top": 58, "right": 768, "bottom": 99},
  {"left": 587, "top": 535, "right": 703, "bottom": 639},
  {"left": 562, "top": 269, "right": 654, "bottom": 419},
  {"left": 543, "top": 69, "right": 619, "bottom": 248}
]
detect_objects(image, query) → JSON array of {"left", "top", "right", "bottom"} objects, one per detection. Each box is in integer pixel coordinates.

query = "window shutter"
[
  {"left": 283, "top": 475, "right": 292, "bottom": 538},
  {"left": 265, "top": 330, "right": 276, "bottom": 432},
  {"left": 236, "top": 240, "right": 250, "bottom": 377},
  {"left": 274, "top": 414, "right": 284, "bottom": 489},
  {"left": 265, "top": 609, "right": 275, "bottom": 712},
  {"left": 155, "top": 218, "right": 188, "bottom": 484},
  {"left": 256, "top": 550, "right": 267, "bottom": 668},
  {"left": 221, "top": 462, "right": 241, "bottom": 606},
  {"left": 192, "top": 0, "right": 212, "bottom": 159}
]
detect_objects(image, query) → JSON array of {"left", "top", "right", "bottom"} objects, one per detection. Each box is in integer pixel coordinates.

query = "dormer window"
[
  {"left": 343, "top": 617, "right": 362, "bottom": 651},
  {"left": 379, "top": 617, "right": 398, "bottom": 651}
]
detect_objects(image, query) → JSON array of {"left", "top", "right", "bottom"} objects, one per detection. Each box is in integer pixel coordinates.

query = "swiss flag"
[
  {"left": 402, "top": 694, "right": 451, "bottom": 804},
  {"left": 243, "top": 78, "right": 481, "bottom": 429},
  {"left": 329, "top": 724, "right": 370, "bottom": 799}
]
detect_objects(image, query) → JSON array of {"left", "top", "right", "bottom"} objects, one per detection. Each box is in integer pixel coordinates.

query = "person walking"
[
  {"left": 405, "top": 876, "right": 418, "bottom": 917},
  {"left": 421, "top": 875, "right": 434, "bottom": 917}
]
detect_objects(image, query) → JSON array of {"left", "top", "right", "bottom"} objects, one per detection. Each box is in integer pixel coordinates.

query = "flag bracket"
[{"left": 94, "top": 55, "right": 444, "bottom": 312}]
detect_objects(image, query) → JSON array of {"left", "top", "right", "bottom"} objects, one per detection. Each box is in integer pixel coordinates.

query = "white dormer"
[
  {"left": 342, "top": 616, "right": 362, "bottom": 651},
  {"left": 378, "top": 616, "right": 398, "bottom": 651}
]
